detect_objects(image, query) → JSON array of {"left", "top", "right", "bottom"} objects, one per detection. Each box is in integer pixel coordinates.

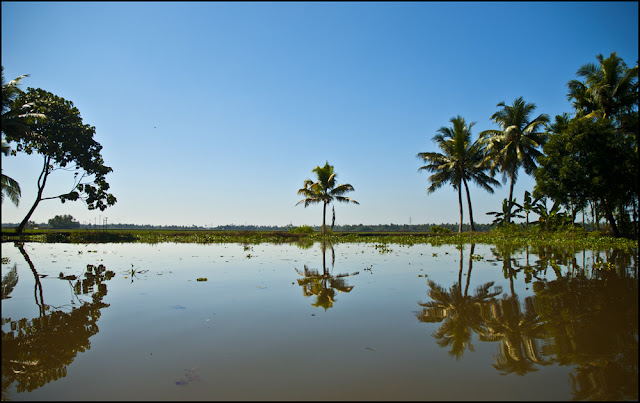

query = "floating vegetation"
[
  {"left": 374, "top": 244, "right": 393, "bottom": 254},
  {"left": 1, "top": 228, "right": 636, "bottom": 251}
]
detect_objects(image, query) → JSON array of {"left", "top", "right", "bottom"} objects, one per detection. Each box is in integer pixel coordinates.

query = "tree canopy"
[{"left": 4, "top": 87, "right": 116, "bottom": 233}]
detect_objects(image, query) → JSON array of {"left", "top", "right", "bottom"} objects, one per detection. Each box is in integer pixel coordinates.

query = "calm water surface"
[{"left": 1, "top": 241, "right": 637, "bottom": 400}]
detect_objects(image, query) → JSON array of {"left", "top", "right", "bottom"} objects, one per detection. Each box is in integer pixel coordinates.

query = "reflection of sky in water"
[{"left": 1, "top": 242, "right": 635, "bottom": 400}]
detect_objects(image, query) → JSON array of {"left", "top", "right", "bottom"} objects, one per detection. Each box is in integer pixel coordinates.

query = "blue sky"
[{"left": 2, "top": 1, "right": 638, "bottom": 227}]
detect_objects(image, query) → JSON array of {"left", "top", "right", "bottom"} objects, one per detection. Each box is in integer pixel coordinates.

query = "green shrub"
[
  {"left": 430, "top": 225, "right": 452, "bottom": 234},
  {"left": 290, "top": 225, "right": 314, "bottom": 234}
]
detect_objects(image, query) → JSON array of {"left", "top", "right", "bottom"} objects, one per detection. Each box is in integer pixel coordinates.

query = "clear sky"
[{"left": 1, "top": 1, "right": 638, "bottom": 227}]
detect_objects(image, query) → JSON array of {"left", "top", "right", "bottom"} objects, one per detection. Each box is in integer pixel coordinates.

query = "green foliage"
[
  {"left": 535, "top": 117, "right": 636, "bottom": 236},
  {"left": 290, "top": 225, "right": 314, "bottom": 234},
  {"left": 487, "top": 198, "right": 525, "bottom": 227},
  {"left": 48, "top": 214, "right": 80, "bottom": 229},
  {"left": 296, "top": 161, "right": 358, "bottom": 234},
  {"left": 430, "top": 225, "right": 452, "bottom": 234},
  {"left": 4, "top": 87, "right": 116, "bottom": 233},
  {"left": 1, "top": 140, "right": 21, "bottom": 206},
  {"left": 479, "top": 97, "right": 549, "bottom": 223},
  {"left": 418, "top": 115, "right": 499, "bottom": 232}
]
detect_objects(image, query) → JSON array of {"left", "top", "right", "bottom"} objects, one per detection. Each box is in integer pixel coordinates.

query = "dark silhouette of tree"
[{"left": 4, "top": 87, "right": 116, "bottom": 233}]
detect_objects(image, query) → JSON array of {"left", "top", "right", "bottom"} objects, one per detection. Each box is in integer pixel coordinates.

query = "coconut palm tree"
[
  {"left": 1, "top": 66, "right": 46, "bottom": 140},
  {"left": 1, "top": 66, "right": 47, "bottom": 207},
  {"left": 296, "top": 161, "right": 359, "bottom": 235},
  {"left": 1, "top": 139, "right": 21, "bottom": 206},
  {"left": 480, "top": 98, "right": 549, "bottom": 223},
  {"left": 567, "top": 52, "right": 638, "bottom": 121},
  {"left": 418, "top": 115, "right": 500, "bottom": 232}
]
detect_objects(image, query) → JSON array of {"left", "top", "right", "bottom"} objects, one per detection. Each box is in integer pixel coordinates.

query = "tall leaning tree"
[
  {"left": 479, "top": 97, "right": 549, "bottom": 223},
  {"left": 4, "top": 87, "right": 116, "bottom": 234},
  {"left": 296, "top": 161, "right": 359, "bottom": 235},
  {"left": 418, "top": 115, "right": 500, "bottom": 233}
]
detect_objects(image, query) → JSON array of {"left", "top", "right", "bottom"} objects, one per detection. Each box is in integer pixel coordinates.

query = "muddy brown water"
[{"left": 1, "top": 241, "right": 637, "bottom": 400}]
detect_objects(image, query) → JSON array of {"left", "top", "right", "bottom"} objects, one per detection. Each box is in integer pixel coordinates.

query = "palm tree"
[
  {"left": 567, "top": 52, "right": 638, "bottom": 121},
  {"left": 1, "top": 66, "right": 46, "bottom": 208},
  {"left": 1, "top": 139, "right": 21, "bottom": 206},
  {"left": 418, "top": 115, "right": 500, "bottom": 232},
  {"left": 1, "top": 66, "right": 46, "bottom": 140},
  {"left": 296, "top": 161, "right": 359, "bottom": 235},
  {"left": 480, "top": 98, "right": 549, "bottom": 223}
]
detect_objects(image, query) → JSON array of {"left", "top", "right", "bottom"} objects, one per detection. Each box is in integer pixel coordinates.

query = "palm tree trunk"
[
  {"left": 464, "top": 244, "right": 475, "bottom": 297},
  {"left": 322, "top": 202, "right": 327, "bottom": 235},
  {"left": 457, "top": 186, "right": 463, "bottom": 233},
  {"left": 601, "top": 197, "right": 620, "bottom": 237},
  {"left": 16, "top": 156, "right": 50, "bottom": 234},
  {"left": 463, "top": 178, "right": 475, "bottom": 232},
  {"left": 507, "top": 172, "right": 516, "bottom": 223}
]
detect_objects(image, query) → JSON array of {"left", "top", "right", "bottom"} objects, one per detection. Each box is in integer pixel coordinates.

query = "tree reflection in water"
[
  {"left": 416, "top": 244, "right": 502, "bottom": 359},
  {"left": 1, "top": 243, "right": 114, "bottom": 397},
  {"left": 418, "top": 243, "right": 638, "bottom": 400},
  {"left": 533, "top": 263, "right": 638, "bottom": 401},
  {"left": 295, "top": 241, "right": 359, "bottom": 310}
]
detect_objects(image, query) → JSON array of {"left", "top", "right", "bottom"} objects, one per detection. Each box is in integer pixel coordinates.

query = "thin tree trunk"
[
  {"left": 457, "top": 185, "right": 463, "bottom": 233},
  {"left": 463, "top": 178, "right": 475, "bottom": 232},
  {"left": 17, "top": 242, "right": 46, "bottom": 317},
  {"left": 464, "top": 244, "right": 475, "bottom": 297},
  {"left": 322, "top": 202, "right": 327, "bottom": 235},
  {"left": 507, "top": 173, "right": 516, "bottom": 223},
  {"left": 601, "top": 197, "right": 620, "bottom": 237},
  {"left": 16, "top": 156, "right": 50, "bottom": 234}
]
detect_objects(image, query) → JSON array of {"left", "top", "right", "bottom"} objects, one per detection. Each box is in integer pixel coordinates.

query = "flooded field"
[{"left": 1, "top": 240, "right": 637, "bottom": 400}]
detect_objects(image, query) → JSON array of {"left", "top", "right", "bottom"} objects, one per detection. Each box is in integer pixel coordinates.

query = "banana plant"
[{"left": 486, "top": 198, "right": 524, "bottom": 227}]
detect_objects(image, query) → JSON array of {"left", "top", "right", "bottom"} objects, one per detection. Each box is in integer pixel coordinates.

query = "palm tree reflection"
[
  {"left": 479, "top": 295, "right": 551, "bottom": 375},
  {"left": 416, "top": 244, "right": 502, "bottom": 359},
  {"left": 295, "top": 241, "right": 359, "bottom": 310},
  {"left": 1, "top": 243, "right": 114, "bottom": 396}
]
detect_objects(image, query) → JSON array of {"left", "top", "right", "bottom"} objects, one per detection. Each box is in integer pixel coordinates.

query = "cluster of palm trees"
[
  {"left": 296, "top": 51, "right": 636, "bottom": 236},
  {"left": 418, "top": 52, "right": 637, "bottom": 235},
  {"left": 417, "top": 99, "right": 550, "bottom": 233}
]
